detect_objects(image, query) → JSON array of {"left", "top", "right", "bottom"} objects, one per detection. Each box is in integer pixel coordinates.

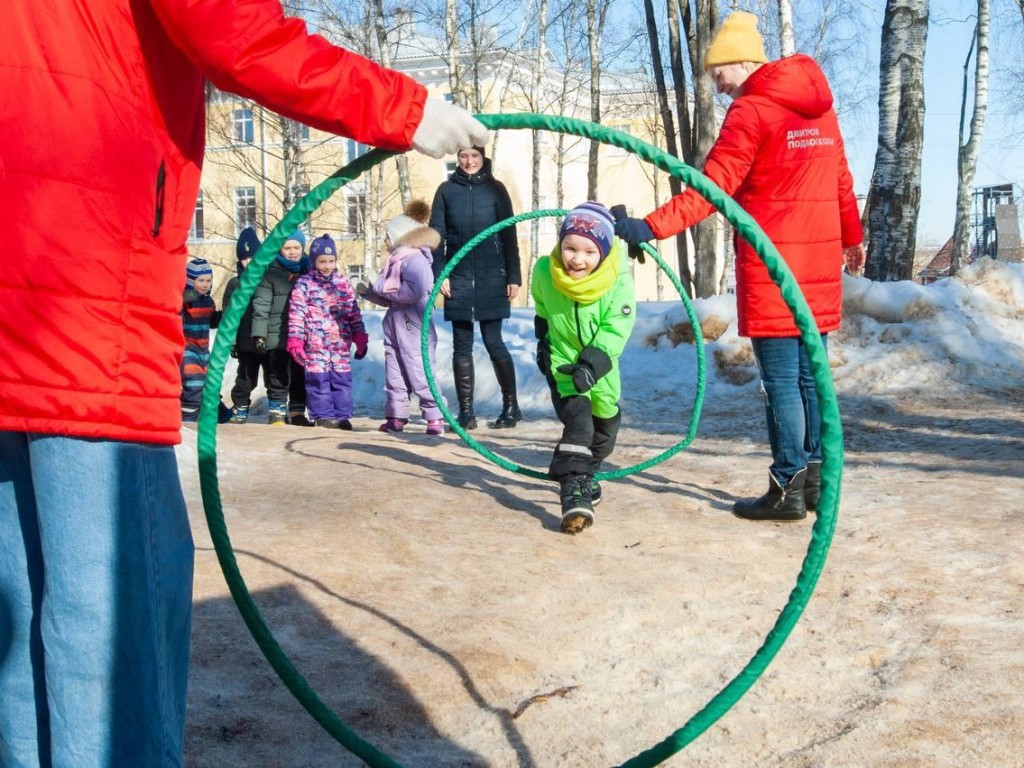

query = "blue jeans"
[
  {"left": 750, "top": 335, "right": 827, "bottom": 485},
  {"left": 0, "top": 432, "right": 194, "bottom": 767}
]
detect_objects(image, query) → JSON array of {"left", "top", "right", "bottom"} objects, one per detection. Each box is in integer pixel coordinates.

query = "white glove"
[{"left": 411, "top": 98, "right": 490, "bottom": 159}]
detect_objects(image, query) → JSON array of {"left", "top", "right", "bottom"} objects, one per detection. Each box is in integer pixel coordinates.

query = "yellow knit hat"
[{"left": 703, "top": 11, "right": 768, "bottom": 70}]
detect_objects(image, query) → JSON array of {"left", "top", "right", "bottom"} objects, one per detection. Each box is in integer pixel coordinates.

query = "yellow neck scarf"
[{"left": 549, "top": 241, "right": 622, "bottom": 304}]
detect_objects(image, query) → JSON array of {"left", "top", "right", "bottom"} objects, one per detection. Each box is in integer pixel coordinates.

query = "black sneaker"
[
  {"left": 290, "top": 413, "right": 314, "bottom": 427},
  {"left": 337, "top": 419, "right": 353, "bottom": 430},
  {"left": 559, "top": 474, "right": 594, "bottom": 534},
  {"left": 315, "top": 418, "right": 340, "bottom": 429},
  {"left": 590, "top": 479, "right": 603, "bottom": 506}
]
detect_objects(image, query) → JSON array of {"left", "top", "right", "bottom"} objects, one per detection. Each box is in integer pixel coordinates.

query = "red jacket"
[
  {"left": 0, "top": 0, "right": 426, "bottom": 444},
  {"left": 646, "top": 54, "right": 862, "bottom": 338}
]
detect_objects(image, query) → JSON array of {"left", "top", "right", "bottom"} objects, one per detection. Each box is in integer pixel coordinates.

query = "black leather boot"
[
  {"left": 733, "top": 468, "right": 807, "bottom": 521},
  {"left": 804, "top": 461, "right": 822, "bottom": 513},
  {"left": 490, "top": 357, "right": 522, "bottom": 428},
  {"left": 452, "top": 357, "right": 477, "bottom": 430}
]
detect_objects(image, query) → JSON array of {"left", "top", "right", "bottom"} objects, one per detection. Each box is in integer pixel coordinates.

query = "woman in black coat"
[{"left": 429, "top": 145, "right": 522, "bottom": 429}]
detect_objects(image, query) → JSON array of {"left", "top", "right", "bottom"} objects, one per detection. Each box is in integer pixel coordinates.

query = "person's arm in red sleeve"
[
  {"left": 644, "top": 99, "right": 762, "bottom": 240},
  {"left": 835, "top": 133, "right": 863, "bottom": 248},
  {"left": 149, "top": 0, "right": 425, "bottom": 150}
]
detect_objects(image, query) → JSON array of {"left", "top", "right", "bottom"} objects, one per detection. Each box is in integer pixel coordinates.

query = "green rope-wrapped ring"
[{"left": 197, "top": 112, "right": 842, "bottom": 767}]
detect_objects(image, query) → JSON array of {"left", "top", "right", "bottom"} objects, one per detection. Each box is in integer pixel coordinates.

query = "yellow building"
[{"left": 190, "top": 48, "right": 728, "bottom": 307}]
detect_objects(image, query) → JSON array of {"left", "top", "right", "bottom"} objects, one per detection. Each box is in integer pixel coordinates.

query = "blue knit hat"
[
  {"left": 186, "top": 257, "right": 213, "bottom": 288},
  {"left": 283, "top": 230, "right": 305, "bottom": 249},
  {"left": 309, "top": 233, "right": 337, "bottom": 260},
  {"left": 559, "top": 201, "right": 616, "bottom": 262},
  {"left": 236, "top": 227, "right": 261, "bottom": 261}
]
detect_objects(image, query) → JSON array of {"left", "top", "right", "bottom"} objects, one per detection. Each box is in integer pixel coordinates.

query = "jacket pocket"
[{"left": 151, "top": 160, "right": 166, "bottom": 237}]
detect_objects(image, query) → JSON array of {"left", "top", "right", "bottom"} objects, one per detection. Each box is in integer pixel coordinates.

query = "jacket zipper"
[{"left": 152, "top": 160, "right": 166, "bottom": 237}]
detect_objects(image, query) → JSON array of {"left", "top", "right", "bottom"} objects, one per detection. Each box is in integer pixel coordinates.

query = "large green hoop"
[
  {"left": 423, "top": 207, "right": 706, "bottom": 481},
  {"left": 198, "top": 112, "right": 842, "bottom": 768}
]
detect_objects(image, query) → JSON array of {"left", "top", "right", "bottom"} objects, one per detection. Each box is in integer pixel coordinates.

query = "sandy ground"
[{"left": 177, "top": 386, "right": 1024, "bottom": 767}]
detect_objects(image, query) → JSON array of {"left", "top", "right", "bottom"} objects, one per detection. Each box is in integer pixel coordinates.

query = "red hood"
[{"left": 741, "top": 53, "right": 834, "bottom": 118}]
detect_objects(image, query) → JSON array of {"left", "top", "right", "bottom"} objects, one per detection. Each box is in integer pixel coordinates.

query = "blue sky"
[{"left": 839, "top": 0, "right": 1023, "bottom": 246}]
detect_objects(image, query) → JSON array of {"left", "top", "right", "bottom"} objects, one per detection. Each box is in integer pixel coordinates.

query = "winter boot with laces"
[
  {"left": 589, "top": 478, "right": 603, "bottom": 506},
  {"left": 228, "top": 405, "right": 249, "bottom": 424},
  {"left": 733, "top": 468, "right": 807, "bottom": 521},
  {"left": 559, "top": 474, "right": 595, "bottom": 534}
]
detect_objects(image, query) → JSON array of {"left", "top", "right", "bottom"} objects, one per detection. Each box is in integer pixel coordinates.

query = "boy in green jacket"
[{"left": 531, "top": 202, "right": 636, "bottom": 534}]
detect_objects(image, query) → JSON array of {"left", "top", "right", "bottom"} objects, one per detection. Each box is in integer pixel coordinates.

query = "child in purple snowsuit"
[
  {"left": 287, "top": 234, "right": 368, "bottom": 429},
  {"left": 361, "top": 202, "right": 446, "bottom": 435}
]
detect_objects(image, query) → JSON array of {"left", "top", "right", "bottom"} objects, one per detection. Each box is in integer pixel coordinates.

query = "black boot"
[
  {"left": 559, "top": 473, "right": 594, "bottom": 534},
  {"left": 804, "top": 461, "right": 822, "bottom": 513},
  {"left": 452, "top": 357, "right": 477, "bottom": 430},
  {"left": 490, "top": 357, "right": 522, "bottom": 428},
  {"left": 733, "top": 468, "right": 807, "bottom": 521}
]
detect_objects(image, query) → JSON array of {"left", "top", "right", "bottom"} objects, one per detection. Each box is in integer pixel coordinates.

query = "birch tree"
[
  {"left": 777, "top": 0, "right": 795, "bottom": 56},
  {"left": 864, "top": 0, "right": 929, "bottom": 283},
  {"left": 585, "top": 0, "right": 612, "bottom": 199}
]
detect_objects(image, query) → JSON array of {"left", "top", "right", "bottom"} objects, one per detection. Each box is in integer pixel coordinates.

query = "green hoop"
[
  {"left": 423, "top": 207, "right": 706, "bottom": 481},
  {"left": 198, "top": 112, "right": 842, "bottom": 768}
]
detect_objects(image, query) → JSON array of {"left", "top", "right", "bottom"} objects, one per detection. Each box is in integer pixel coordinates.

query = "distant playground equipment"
[{"left": 197, "top": 113, "right": 843, "bottom": 767}]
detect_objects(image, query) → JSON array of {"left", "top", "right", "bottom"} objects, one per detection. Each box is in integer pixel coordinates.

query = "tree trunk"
[
  {"left": 687, "top": 0, "right": 719, "bottom": 298},
  {"left": 528, "top": 0, "right": 549, "bottom": 301},
  {"left": 444, "top": 0, "right": 466, "bottom": 108},
  {"left": 865, "top": 0, "right": 929, "bottom": 283},
  {"left": 777, "top": 0, "right": 796, "bottom": 56},
  {"left": 371, "top": 0, "right": 411, "bottom": 203},
  {"left": 642, "top": 0, "right": 692, "bottom": 298},
  {"left": 586, "top": 0, "right": 609, "bottom": 200},
  {"left": 950, "top": 0, "right": 989, "bottom": 276}
]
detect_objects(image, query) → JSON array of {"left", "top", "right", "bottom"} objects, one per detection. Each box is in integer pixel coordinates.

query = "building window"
[
  {"left": 346, "top": 139, "right": 369, "bottom": 163},
  {"left": 233, "top": 108, "right": 254, "bottom": 143},
  {"left": 235, "top": 186, "right": 257, "bottom": 234},
  {"left": 189, "top": 190, "right": 204, "bottom": 241},
  {"left": 345, "top": 192, "right": 366, "bottom": 238},
  {"left": 347, "top": 265, "right": 366, "bottom": 285},
  {"left": 300, "top": 124, "right": 310, "bottom": 141},
  {"left": 443, "top": 92, "right": 454, "bottom": 103},
  {"left": 444, "top": 161, "right": 457, "bottom": 177}
]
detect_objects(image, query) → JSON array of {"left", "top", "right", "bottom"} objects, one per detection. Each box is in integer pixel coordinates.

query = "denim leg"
[
  {"left": 751, "top": 337, "right": 809, "bottom": 484},
  {"left": 799, "top": 333, "right": 827, "bottom": 462},
  {"left": 0, "top": 433, "right": 193, "bottom": 767},
  {"left": 0, "top": 432, "right": 50, "bottom": 768}
]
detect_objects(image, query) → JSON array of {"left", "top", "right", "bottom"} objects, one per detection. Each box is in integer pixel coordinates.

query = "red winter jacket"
[
  {"left": 0, "top": 0, "right": 426, "bottom": 445},
  {"left": 646, "top": 54, "right": 862, "bottom": 338}
]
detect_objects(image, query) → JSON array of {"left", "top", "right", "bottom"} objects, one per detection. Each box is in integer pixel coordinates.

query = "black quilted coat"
[{"left": 429, "top": 159, "right": 521, "bottom": 323}]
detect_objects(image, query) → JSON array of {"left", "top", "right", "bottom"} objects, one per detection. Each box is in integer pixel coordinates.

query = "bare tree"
[
  {"left": 950, "top": 0, "right": 990, "bottom": 275},
  {"left": 585, "top": 0, "right": 612, "bottom": 199},
  {"left": 864, "top": 0, "right": 929, "bottom": 283},
  {"left": 777, "top": 0, "right": 796, "bottom": 56}
]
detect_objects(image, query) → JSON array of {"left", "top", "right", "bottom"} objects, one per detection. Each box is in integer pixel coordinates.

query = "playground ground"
[{"left": 176, "top": 384, "right": 1024, "bottom": 767}]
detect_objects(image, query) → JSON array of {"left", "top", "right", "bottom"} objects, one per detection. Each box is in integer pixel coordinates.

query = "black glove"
[
  {"left": 254, "top": 337, "right": 266, "bottom": 354},
  {"left": 556, "top": 346, "right": 613, "bottom": 394},
  {"left": 610, "top": 204, "right": 653, "bottom": 264},
  {"left": 534, "top": 315, "right": 551, "bottom": 376}
]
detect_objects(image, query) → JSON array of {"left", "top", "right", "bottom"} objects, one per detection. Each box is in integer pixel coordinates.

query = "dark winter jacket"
[
  {"left": 429, "top": 159, "right": 521, "bottom": 323},
  {"left": 251, "top": 259, "right": 304, "bottom": 349},
  {"left": 222, "top": 272, "right": 257, "bottom": 354}
]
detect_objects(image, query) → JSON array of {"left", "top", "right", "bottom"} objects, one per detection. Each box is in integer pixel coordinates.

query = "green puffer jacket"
[{"left": 531, "top": 241, "right": 636, "bottom": 418}]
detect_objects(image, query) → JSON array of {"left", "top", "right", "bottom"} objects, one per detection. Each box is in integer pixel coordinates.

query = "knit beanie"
[
  {"left": 559, "top": 202, "right": 616, "bottom": 262},
  {"left": 236, "top": 227, "right": 261, "bottom": 261},
  {"left": 186, "top": 257, "right": 213, "bottom": 288},
  {"left": 703, "top": 11, "right": 768, "bottom": 70},
  {"left": 385, "top": 199, "right": 432, "bottom": 245},
  {"left": 309, "top": 233, "right": 338, "bottom": 260},
  {"left": 282, "top": 230, "right": 306, "bottom": 251}
]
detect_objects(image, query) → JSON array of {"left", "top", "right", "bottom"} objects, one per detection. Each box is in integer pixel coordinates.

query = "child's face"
[
  {"left": 457, "top": 148, "right": 484, "bottom": 174},
  {"left": 280, "top": 240, "right": 303, "bottom": 261},
  {"left": 314, "top": 254, "right": 337, "bottom": 277},
  {"left": 193, "top": 274, "right": 213, "bottom": 295},
  {"left": 560, "top": 234, "right": 602, "bottom": 280}
]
